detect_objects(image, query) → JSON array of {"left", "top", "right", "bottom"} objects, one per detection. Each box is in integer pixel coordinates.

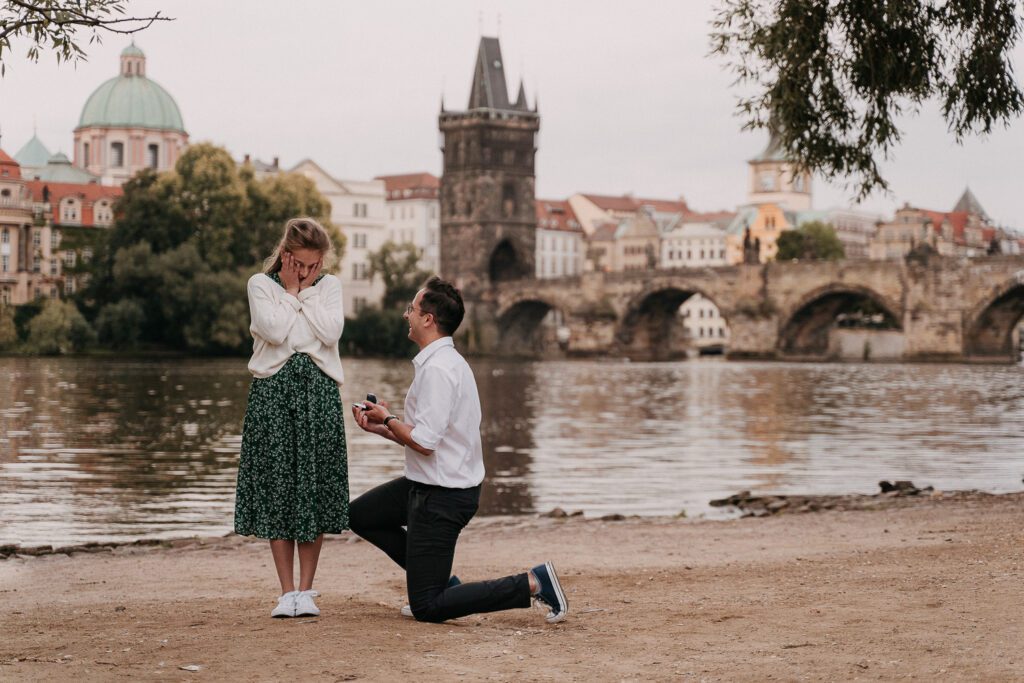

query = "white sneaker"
[
  {"left": 295, "top": 590, "right": 321, "bottom": 617},
  {"left": 271, "top": 590, "right": 298, "bottom": 618}
]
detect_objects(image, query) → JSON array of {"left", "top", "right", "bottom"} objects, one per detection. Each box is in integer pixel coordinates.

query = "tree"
[
  {"left": 26, "top": 298, "right": 95, "bottom": 354},
  {"left": 712, "top": 1, "right": 1024, "bottom": 198},
  {"left": 367, "top": 241, "right": 432, "bottom": 310},
  {"left": 776, "top": 220, "right": 844, "bottom": 261},
  {"left": 86, "top": 143, "right": 340, "bottom": 353},
  {"left": 95, "top": 297, "right": 144, "bottom": 349},
  {"left": 0, "top": 0, "right": 170, "bottom": 74}
]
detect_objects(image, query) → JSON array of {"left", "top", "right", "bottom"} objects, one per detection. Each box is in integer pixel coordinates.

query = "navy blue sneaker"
[
  {"left": 531, "top": 562, "right": 568, "bottom": 623},
  {"left": 400, "top": 575, "right": 461, "bottom": 618}
]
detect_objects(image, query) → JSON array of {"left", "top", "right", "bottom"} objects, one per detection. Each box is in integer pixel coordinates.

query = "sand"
[{"left": 2, "top": 492, "right": 1023, "bottom": 682}]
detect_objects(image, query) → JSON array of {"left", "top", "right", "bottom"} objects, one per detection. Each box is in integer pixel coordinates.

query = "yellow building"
[{"left": 725, "top": 125, "right": 813, "bottom": 264}]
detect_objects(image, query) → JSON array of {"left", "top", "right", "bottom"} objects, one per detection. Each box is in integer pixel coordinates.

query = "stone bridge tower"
[{"left": 439, "top": 37, "right": 539, "bottom": 293}]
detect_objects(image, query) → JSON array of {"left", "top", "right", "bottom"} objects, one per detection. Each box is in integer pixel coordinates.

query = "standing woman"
[{"left": 234, "top": 217, "right": 348, "bottom": 618}]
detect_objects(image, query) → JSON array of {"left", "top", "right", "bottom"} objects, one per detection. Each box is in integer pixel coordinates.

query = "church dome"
[{"left": 76, "top": 44, "right": 185, "bottom": 133}]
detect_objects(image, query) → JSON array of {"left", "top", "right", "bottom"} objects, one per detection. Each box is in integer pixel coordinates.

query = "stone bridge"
[{"left": 458, "top": 256, "right": 1024, "bottom": 362}]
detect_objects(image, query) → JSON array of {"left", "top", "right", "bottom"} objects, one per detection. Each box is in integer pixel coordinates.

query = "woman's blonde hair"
[{"left": 263, "top": 217, "right": 334, "bottom": 274}]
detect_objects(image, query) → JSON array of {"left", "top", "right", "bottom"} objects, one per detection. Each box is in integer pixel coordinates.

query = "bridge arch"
[
  {"left": 778, "top": 284, "right": 902, "bottom": 357},
  {"left": 964, "top": 272, "right": 1024, "bottom": 361},
  {"left": 496, "top": 295, "right": 570, "bottom": 358},
  {"left": 617, "top": 284, "right": 731, "bottom": 360}
]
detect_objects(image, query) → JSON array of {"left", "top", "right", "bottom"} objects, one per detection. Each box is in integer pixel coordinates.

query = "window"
[
  {"left": 353, "top": 233, "right": 367, "bottom": 249},
  {"left": 61, "top": 199, "right": 80, "bottom": 223},
  {"left": 82, "top": 248, "right": 93, "bottom": 262},
  {"left": 0, "top": 286, "right": 9, "bottom": 305},
  {"left": 51, "top": 230, "right": 60, "bottom": 249},
  {"left": 50, "top": 259, "right": 58, "bottom": 275},
  {"left": 64, "top": 251, "right": 76, "bottom": 267},
  {"left": 33, "top": 256, "right": 41, "bottom": 272},
  {"left": 64, "top": 275, "right": 75, "bottom": 294},
  {"left": 110, "top": 142, "right": 125, "bottom": 167},
  {"left": 353, "top": 296, "right": 367, "bottom": 314},
  {"left": 1, "top": 255, "right": 8, "bottom": 272},
  {"left": 32, "top": 230, "right": 41, "bottom": 247},
  {"left": 1, "top": 228, "right": 7, "bottom": 244},
  {"left": 83, "top": 142, "right": 90, "bottom": 165},
  {"left": 0, "top": 189, "right": 9, "bottom": 198},
  {"left": 353, "top": 202, "right": 368, "bottom": 218},
  {"left": 351, "top": 262, "right": 369, "bottom": 280},
  {"left": 147, "top": 143, "right": 159, "bottom": 169}
]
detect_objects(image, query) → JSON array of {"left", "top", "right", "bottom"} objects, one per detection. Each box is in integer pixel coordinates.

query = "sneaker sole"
[
  {"left": 295, "top": 611, "right": 320, "bottom": 617},
  {"left": 543, "top": 561, "right": 568, "bottom": 624}
]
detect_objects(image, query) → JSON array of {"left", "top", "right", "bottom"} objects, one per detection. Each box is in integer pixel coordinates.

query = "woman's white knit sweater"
[{"left": 246, "top": 272, "right": 345, "bottom": 385}]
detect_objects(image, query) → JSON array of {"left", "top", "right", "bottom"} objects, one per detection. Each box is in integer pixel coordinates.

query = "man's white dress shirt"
[
  {"left": 404, "top": 336, "right": 485, "bottom": 489},
  {"left": 246, "top": 272, "right": 345, "bottom": 386}
]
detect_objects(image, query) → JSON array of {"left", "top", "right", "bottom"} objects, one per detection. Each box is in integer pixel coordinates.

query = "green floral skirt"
[{"left": 234, "top": 353, "right": 349, "bottom": 542}]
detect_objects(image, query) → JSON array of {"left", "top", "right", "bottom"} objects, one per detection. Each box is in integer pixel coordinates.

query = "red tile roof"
[
  {"left": 921, "top": 209, "right": 970, "bottom": 244},
  {"left": 581, "top": 192, "right": 701, "bottom": 217},
  {"left": 375, "top": 172, "right": 439, "bottom": 200},
  {"left": 0, "top": 147, "right": 22, "bottom": 180},
  {"left": 25, "top": 179, "right": 122, "bottom": 228},
  {"left": 535, "top": 199, "right": 583, "bottom": 233},
  {"left": 581, "top": 193, "right": 642, "bottom": 213}
]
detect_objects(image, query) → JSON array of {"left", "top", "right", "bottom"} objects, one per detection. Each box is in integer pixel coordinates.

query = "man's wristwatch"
[{"left": 383, "top": 415, "right": 399, "bottom": 429}]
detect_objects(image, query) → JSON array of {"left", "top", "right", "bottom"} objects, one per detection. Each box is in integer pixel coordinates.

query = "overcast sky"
[{"left": 2, "top": 0, "right": 1023, "bottom": 228}]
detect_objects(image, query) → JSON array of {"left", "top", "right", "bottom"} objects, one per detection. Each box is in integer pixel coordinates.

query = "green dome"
[
  {"left": 77, "top": 74, "right": 185, "bottom": 132},
  {"left": 121, "top": 43, "right": 145, "bottom": 57}
]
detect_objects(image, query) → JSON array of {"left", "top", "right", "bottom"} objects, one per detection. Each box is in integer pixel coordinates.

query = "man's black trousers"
[{"left": 349, "top": 477, "right": 532, "bottom": 622}]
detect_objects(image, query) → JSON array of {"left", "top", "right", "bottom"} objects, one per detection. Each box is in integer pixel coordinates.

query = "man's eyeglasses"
[{"left": 405, "top": 303, "right": 419, "bottom": 315}]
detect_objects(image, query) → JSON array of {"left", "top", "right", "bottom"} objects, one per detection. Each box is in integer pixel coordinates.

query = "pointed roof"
[
  {"left": 0, "top": 147, "right": 22, "bottom": 179},
  {"left": 14, "top": 134, "right": 52, "bottom": 168},
  {"left": 468, "top": 37, "right": 512, "bottom": 110},
  {"left": 514, "top": 80, "right": 528, "bottom": 110},
  {"left": 952, "top": 187, "right": 989, "bottom": 221}
]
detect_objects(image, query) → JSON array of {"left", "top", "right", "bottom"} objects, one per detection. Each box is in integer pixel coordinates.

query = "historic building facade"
[
  {"left": 439, "top": 36, "right": 539, "bottom": 292},
  {"left": 377, "top": 172, "right": 441, "bottom": 275},
  {"left": 73, "top": 44, "right": 188, "bottom": 185},
  {"left": 291, "top": 159, "right": 387, "bottom": 316},
  {"left": 535, "top": 199, "right": 583, "bottom": 279},
  {"left": 0, "top": 149, "right": 120, "bottom": 305}
]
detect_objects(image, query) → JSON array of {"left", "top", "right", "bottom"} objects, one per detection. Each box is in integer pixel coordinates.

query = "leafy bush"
[
  {"left": 0, "top": 305, "right": 17, "bottom": 351},
  {"left": 342, "top": 307, "right": 417, "bottom": 358},
  {"left": 26, "top": 299, "right": 96, "bottom": 355}
]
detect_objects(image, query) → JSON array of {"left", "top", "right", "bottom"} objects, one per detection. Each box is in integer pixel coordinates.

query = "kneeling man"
[{"left": 350, "top": 277, "right": 568, "bottom": 624}]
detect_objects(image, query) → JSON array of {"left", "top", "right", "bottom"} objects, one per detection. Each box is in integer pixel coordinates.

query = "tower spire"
[{"left": 467, "top": 36, "right": 511, "bottom": 110}]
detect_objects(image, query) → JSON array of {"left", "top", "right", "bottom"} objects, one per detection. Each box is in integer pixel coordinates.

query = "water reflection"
[{"left": 1, "top": 357, "right": 1022, "bottom": 546}]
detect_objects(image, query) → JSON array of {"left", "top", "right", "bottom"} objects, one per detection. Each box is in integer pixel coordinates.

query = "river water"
[{"left": 1, "top": 356, "right": 1022, "bottom": 546}]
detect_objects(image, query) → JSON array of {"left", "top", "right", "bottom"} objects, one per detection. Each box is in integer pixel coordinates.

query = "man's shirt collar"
[{"left": 412, "top": 336, "right": 455, "bottom": 368}]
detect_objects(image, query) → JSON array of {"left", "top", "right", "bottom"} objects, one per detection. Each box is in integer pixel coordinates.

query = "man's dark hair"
[{"left": 419, "top": 276, "right": 465, "bottom": 336}]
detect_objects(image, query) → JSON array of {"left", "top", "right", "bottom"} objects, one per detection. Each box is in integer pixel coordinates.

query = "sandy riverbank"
[{"left": 2, "top": 491, "right": 1023, "bottom": 682}]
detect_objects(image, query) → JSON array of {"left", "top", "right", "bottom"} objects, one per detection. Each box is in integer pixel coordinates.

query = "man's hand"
[
  {"left": 361, "top": 401, "right": 391, "bottom": 425},
  {"left": 352, "top": 402, "right": 392, "bottom": 437}
]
